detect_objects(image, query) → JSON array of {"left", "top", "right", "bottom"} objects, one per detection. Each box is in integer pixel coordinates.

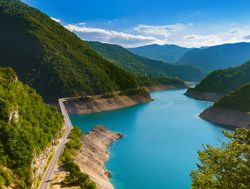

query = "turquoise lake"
[{"left": 70, "top": 89, "right": 228, "bottom": 189}]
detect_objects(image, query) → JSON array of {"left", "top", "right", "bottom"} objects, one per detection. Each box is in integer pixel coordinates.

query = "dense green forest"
[
  {"left": 214, "top": 83, "right": 250, "bottom": 111},
  {"left": 59, "top": 127, "right": 96, "bottom": 189},
  {"left": 136, "top": 76, "right": 185, "bottom": 87},
  {"left": 191, "top": 128, "right": 250, "bottom": 189},
  {"left": 176, "top": 42, "right": 250, "bottom": 70},
  {"left": 191, "top": 60, "right": 250, "bottom": 94},
  {"left": 0, "top": 67, "right": 63, "bottom": 188},
  {"left": 88, "top": 41, "right": 207, "bottom": 81},
  {"left": 0, "top": 0, "right": 140, "bottom": 102},
  {"left": 128, "top": 44, "right": 190, "bottom": 63}
]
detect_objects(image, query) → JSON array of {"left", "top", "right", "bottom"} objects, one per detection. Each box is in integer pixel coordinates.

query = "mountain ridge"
[
  {"left": 128, "top": 43, "right": 190, "bottom": 63},
  {"left": 176, "top": 42, "right": 250, "bottom": 70},
  {"left": 0, "top": 0, "right": 139, "bottom": 102},
  {"left": 88, "top": 41, "right": 207, "bottom": 81}
]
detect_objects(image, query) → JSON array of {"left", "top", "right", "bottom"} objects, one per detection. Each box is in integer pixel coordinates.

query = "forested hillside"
[
  {"left": 215, "top": 83, "right": 250, "bottom": 111},
  {"left": 0, "top": 67, "right": 63, "bottom": 188},
  {"left": 191, "top": 60, "right": 250, "bottom": 94},
  {"left": 0, "top": 0, "right": 139, "bottom": 102},
  {"left": 88, "top": 41, "right": 207, "bottom": 81}
]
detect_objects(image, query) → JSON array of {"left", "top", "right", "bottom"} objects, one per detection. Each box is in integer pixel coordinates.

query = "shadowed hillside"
[{"left": 88, "top": 41, "right": 207, "bottom": 81}]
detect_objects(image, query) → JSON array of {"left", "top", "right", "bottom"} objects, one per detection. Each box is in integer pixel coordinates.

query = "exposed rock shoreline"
[
  {"left": 65, "top": 92, "right": 152, "bottom": 115},
  {"left": 200, "top": 106, "right": 250, "bottom": 128},
  {"left": 65, "top": 85, "right": 188, "bottom": 115},
  {"left": 185, "top": 88, "right": 250, "bottom": 128},
  {"left": 145, "top": 84, "right": 186, "bottom": 92},
  {"left": 51, "top": 126, "right": 122, "bottom": 189},
  {"left": 75, "top": 125, "right": 122, "bottom": 189},
  {"left": 185, "top": 88, "right": 223, "bottom": 102}
]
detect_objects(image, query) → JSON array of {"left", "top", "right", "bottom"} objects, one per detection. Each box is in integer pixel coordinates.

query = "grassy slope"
[
  {"left": 0, "top": 67, "right": 63, "bottom": 188},
  {"left": 0, "top": 0, "right": 138, "bottom": 102},
  {"left": 192, "top": 60, "right": 250, "bottom": 94},
  {"left": 215, "top": 83, "right": 250, "bottom": 111},
  {"left": 88, "top": 41, "right": 207, "bottom": 82}
]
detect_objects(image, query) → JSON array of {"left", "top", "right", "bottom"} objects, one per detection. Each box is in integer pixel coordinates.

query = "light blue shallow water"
[{"left": 70, "top": 89, "right": 228, "bottom": 189}]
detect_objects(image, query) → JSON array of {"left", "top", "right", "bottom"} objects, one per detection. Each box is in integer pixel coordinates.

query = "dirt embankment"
[
  {"left": 64, "top": 93, "right": 152, "bottom": 115},
  {"left": 75, "top": 126, "right": 123, "bottom": 189},
  {"left": 51, "top": 126, "right": 122, "bottom": 189},
  {"left": 185, "top": 88, "right": 223, "bottom": 102},
  {"left": 145, "top": 84, "right": 185, "bottom": 92},
  {"left": 200, "top": 106, "right": 250, "bottom": 128}
]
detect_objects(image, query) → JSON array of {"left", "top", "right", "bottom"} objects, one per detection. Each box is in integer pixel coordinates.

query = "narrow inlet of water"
[{"left": 70, "top": 89, "right": 227, "bottom": 189}]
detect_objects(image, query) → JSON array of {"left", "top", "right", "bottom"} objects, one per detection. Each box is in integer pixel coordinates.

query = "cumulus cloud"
[
  {"left": 64, "top": 24, "right": 161, "bottom": 47},
  {"left": 182, "top": 34, "right": 222, "bottom": 47},
  {"left": 60, "top": 20, "right": 250, "bottom": 48},
  {"left": 134, "top": 23, "right": 188, "bottom": 37}
]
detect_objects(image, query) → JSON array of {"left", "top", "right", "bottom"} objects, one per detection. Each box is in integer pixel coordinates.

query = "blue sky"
[{"left": 22, "top": 0, "right": 250, "bottom": 47}]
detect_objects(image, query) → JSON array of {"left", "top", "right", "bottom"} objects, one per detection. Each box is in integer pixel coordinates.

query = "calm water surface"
[{"left": 70, "top": 89, "right": 227, "bottom": 189}]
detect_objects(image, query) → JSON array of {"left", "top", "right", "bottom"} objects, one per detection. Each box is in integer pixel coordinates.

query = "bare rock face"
[
  {"left": 200, "top": 106, "right": 250, "bottom": 128},
  {"left": 8, "top": 110, "right": 19, "bottom": 123},
  {"left": 74, "top": 125, "right": 123, "bottom": 189},
  {"left": 185, "top": 88, "right": 223, "bottom": 102}
]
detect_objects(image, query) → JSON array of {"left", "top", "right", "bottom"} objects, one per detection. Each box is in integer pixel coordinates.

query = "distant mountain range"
[
  {"left": 128, "top": 44, "right": 190, "bottom": 63},
  {"left": 0, "top": 0, "right": 139, "bottom": 102},
  {"left": 88, "top": 41, "right": 207, "bottom": 81},
  {"left": 130, "top": 42, "right": 250, "bottom": 71},
  {"left": 176, "top": 42, "right": 250, "bottom": 70}
]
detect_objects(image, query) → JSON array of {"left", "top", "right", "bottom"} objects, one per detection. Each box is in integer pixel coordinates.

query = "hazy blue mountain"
[
  {"left": 88, "top": 41, "right": 207, "bottom": 81},
  {"left": 176, "top": 42, "right": 250, "bottom": 70},
  {"left": 128, "top": 44, "right": 190, "bottom": 63}
]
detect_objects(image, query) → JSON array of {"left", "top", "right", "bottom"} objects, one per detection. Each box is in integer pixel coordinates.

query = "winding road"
[{"left": 38, "top": 98, "right": 73, "bottom": 189}]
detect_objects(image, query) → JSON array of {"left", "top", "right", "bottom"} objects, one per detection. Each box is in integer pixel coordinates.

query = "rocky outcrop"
[
  {"left": 185, "top": 88, "right": 223, "bottom": 102},
  {"left": 8, "top": 110, "right": 19, "bottom": 123},
  {"left": 200, "top": 106, "right": 250, "bottom": 128},
  {"left": 31, "top": 126, "right": 65, "bottom": 189},
  {"left": 31, "top": 145, "right": 54, "bottom": 188},
  {"left": 75, "top": 125, "right": 123, "bottom": 189},
  {"left": 65, "top": 93, "right": 152, "bottom": 115}
]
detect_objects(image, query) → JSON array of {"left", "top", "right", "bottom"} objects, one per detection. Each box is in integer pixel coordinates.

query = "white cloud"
[
  {"left": 182, "top": 34, "right": 222, "bottom": 47},
  {"left": 243, "top": 35, "right": 250, "bottom": 40},
  {"left": 60, "top": 21, "right": 250, "bottom": 48},
  {"left": 51, "top": 17, "right": 61, "bottom": 23},
  {"left": 64, "top": 24, "right": 161, "bottom": 47},
  {"left": 134, "top": 23, "right": 187, "bottom": 37}
]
